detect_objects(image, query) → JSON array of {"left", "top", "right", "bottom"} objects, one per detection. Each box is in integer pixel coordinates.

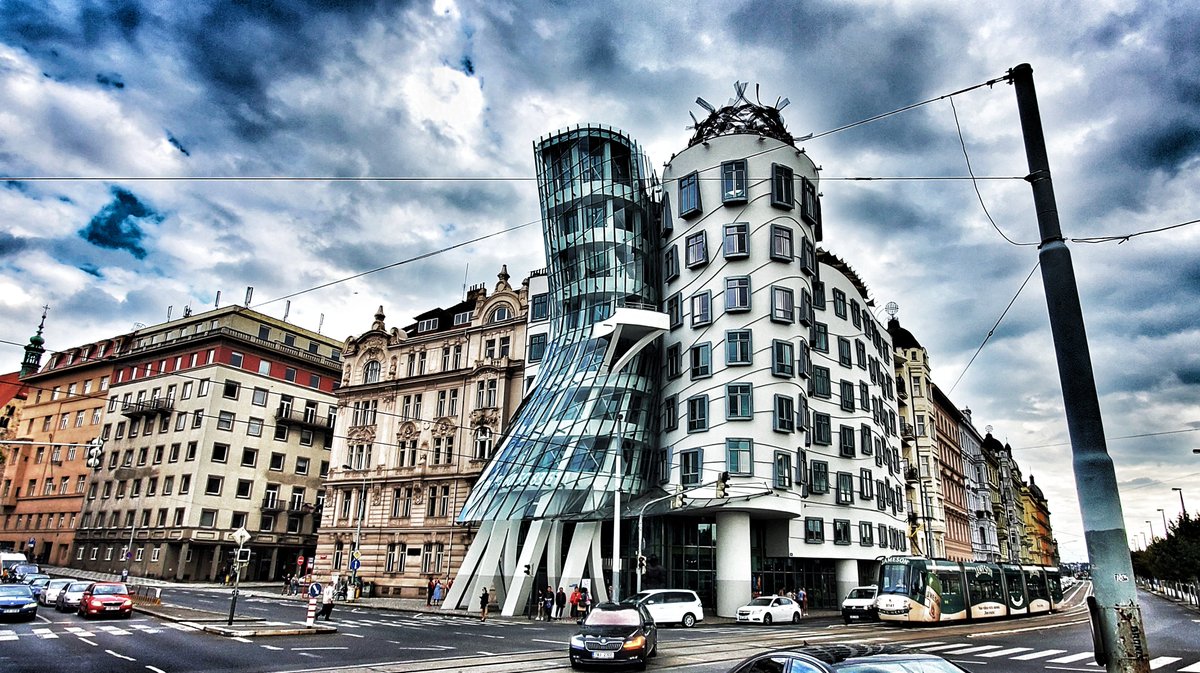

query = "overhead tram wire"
[{"left": 946, "top": 260, "right": 1041, "bottom": 395}]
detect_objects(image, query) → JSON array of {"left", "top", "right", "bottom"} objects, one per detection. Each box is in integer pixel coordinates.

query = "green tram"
[{"left": 875, "top": 556, "right": 1064, "bottom": 624}]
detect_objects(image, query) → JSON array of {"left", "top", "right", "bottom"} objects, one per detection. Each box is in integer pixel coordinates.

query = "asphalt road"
[{"left": 1, "top": 586, "right": 1196, "bottom": 673}]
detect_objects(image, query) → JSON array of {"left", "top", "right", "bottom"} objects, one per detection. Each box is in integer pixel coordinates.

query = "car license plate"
[
  {"left": 593, "top": 652, "right": 615, "bottom": 659},
  {"left": 105, "top": 606, "right": 120, "bottom": 611},
  {"left": 2, "top": 608, "right": 17, "bottom": 614}
]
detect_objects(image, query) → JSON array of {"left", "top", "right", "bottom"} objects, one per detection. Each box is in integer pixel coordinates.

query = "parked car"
[
  {"left": 621, "top": 589, "right": 704, "bottom": 628},
  {"left": 728, "top": 643, "right": 972, "bottom": 673},
  {"left": 77, "top": 582, "right": 133, "bottom": 619},
  {"left": 840, "top": 585, "right": 878, "bottom": 624},
  {"left": 568, "top": 601, "right": 658, "bottom": 669},
  {"left": 40, "top": 578, "right": 73, "bottom": 606},
  {"left": 735, "top": 595, "right": 802, "bottom": 625},
  {"left": 57, "top": 581, "right": 91, "bottom": 612},
  {"left": 25, "top": 575, "right": 52, "bottom": 601},
  {"left": 0, "top": 583, "right": 38, "bottom": 621}
]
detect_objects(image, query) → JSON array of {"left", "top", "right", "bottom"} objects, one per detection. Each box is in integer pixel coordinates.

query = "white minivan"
[
  {"left": 841, "top": 585, "right": 878, "bottom": 623},
  {"left": 1, "top": 552, "right": 28, "bottom": 582},
  {"left": 620, "top": 589, "right": 705, "bottom": 627}
]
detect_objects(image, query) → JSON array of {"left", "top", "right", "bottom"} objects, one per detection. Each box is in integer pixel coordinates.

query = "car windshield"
[
  {"left": 0, "top": 585, "right": 32, "bottom": 597},
  {"left": 92, "top": 584, "right": 128, "bottom": 596},
  {"left": 879, "top": 563, "right": 911, "bottom": 595},
  {"left": 838, "top": 660, "right": 966, "bottom": 672},
  {"left": 848, "top": 589, "right": 875, "bottom": 599},
  {"left": 584, "top": 609, "right": 640, "bottom": 626},
  {"left": 621, "top": 592, "right": 651, "bottom": 604},
  {"left": 747, "top": 597, "right": 774, "bottom": 607},
  {"left": 67, "top": 582, "right": 91, "bottom": 592},
  {"left": 31, "top": 578, "right": 50, "bottom": 586}
]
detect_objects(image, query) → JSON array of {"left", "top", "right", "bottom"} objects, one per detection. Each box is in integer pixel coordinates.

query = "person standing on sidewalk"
[
  {"left": 543, "top": 586, "right": 554, "bottom": 620},
  {"left": 432, "top": 579, "right": 444, "bottom": 606},
  {"left": 555, "top": 586, "right": 567, "bottom": 620},
  {"left": 479, "top": 587, "right": 490, "bottom": 621},
  {"left": 427, "top": 576, "right": 435, "bottom": 605}
]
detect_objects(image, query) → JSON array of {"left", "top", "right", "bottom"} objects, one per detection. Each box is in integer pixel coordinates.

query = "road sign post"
[{"left": 227, "top": 527, "right": 252, "bottom": 626}]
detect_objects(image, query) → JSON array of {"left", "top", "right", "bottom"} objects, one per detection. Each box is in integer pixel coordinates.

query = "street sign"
[
  {"left": 233, "top": 527, "right": 252, "bottom": 546},
  {"left": 297, "top": 554, "right": 305, "bottom": 567},
  {"left": 349, "top": 558, "right": 360, "bottom": 571},
  {"left": 351, "top": 550, "right": 362, "bottom": 561},
  {"left": 27, "top": 537, "right": 35, "bottom": 548}
]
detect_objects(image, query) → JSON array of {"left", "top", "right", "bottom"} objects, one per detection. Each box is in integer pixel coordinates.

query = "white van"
[
  {"left": 621, "top": 589, "right": 705, "bottom": 627},
  {"left": 841, "top": 585, "right": 878, "bottom": 623},
  {"left": 1, "top": 552, "right": 29, "bottom": 582}
]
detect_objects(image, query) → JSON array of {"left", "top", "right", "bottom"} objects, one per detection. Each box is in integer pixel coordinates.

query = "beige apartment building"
[
  {"left": 71, "top": 305, "right": 342, "bottom": 582},
  {"left": 317, "top": 267, "right": 534, "bottom": 599}
]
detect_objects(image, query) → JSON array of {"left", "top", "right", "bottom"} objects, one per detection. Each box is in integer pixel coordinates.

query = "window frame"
[{"left": 721, "top": 160, "right": 748, "bottom": 204}]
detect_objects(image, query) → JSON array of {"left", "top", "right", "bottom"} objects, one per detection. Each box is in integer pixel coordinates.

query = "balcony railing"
[
  {"left": 261, "top": 496, "right": 284, "bottom": 512},
  {"left": 901, "top": 422, "right": 916, "bottom": 441},
  {"left": 121, "top": 396, "right": 175, "bottom": 418},
  {"left": 274, "top": 407, "right": 333, "bottom": 431}
]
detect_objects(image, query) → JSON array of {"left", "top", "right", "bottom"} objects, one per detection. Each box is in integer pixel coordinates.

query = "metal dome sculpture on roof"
[{"left": 687, "top": 81, "right": 797, "bottom": 148}]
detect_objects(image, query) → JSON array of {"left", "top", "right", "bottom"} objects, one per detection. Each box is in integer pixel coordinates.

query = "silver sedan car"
[
  {"left": 40, "top": 578, "right": 73, "bottom": 606},
  {"left": 56, "top": 581, "right": 91, "bottom": 612}
]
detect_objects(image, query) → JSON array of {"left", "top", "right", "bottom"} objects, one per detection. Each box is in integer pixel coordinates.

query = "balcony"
[
  {"left": 288, "top": 501, "right": 316, "bottom": 516},
  {"left": 904, "top": 467, "right": 920, "bottom": 484},
  {"left": 261, "top": 496, "right": 284, "bottom": 512},
  {"left": 901, "top": 422, "right": 916, "bottom": 442},
  {"left": 274, "top": 407, "right": 333, "bottom": 431},
  {"left": 121, "top": 396, "right": 175, "bottom": 418},
  {"left": 0, "top": 490, "right": 17, "bottom": 509}
]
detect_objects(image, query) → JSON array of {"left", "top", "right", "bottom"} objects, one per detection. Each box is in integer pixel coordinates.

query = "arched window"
[
  {"left": 363, "top": 360, "right": 381, "bottom": 384},
  {"left": 489, "top": 306, "right": 512, "bottom": 323},
  {"left": 474, "top": 427, "right": 493, "bottom": 460}
]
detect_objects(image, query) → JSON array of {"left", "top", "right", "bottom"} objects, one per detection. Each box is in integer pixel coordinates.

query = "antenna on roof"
[
  {"left": 318, "top": 313, "right": 324, "bottom": 334},
  {"left": 283, "top": 300, "right": 291, "bottom": 322},
  {"left": 462, "top": 263, "right": 470, "bottom": 299},
  {"left": 167, "top": 305, "right": 173, "bottom": 321},
  {"left": 244, "top": 286, "right": 254, "bottom": 307},
  {"left": 214, "top": 291, "right": 221, "bottom": 308}
]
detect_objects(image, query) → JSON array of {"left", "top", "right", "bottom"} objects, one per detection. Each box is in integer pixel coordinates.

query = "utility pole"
[{"left": 1008, "top": 63, "right": 1149, "bottom": 673}]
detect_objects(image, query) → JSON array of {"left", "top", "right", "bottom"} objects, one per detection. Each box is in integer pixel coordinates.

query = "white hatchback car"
[
  {"left": 735, "top": 595, "right": 803, "bottom": 624},
  {"left": 620, "top": 589, "right": 705, "bottom": 627},
  {"left": 40, "top": 579, "right": 73, "bottom": 606}
]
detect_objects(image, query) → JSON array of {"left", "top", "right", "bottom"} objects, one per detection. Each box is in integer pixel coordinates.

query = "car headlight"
[
  {"left": 570, "top": 635, "right": 586, "bottom": 647},
  {"left": 23, "top": 602, "right": 37, "bottom": 609},
  {"left": 623, "top": 634, "right": 646, "bottom": 650},
  {"left": 122, "top": 599, "right": 132, "bottom": 606}
]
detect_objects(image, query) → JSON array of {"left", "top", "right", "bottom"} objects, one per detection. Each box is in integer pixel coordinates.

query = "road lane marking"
[
  {"left": 384, "top": 643, "right": 454, "bottom": 650},
  {"left": 32, "top": 628, "right": 57, "bottom": 639},
  {"left": 1013, "top": 649, "right": 1066, "bottom": 660},
  {"left": 532, "top": 638, "right": 567, "bottom": 645},
  {"left": 920, "top": 644, "right": 978, "bottom": 652},
  {"left": 1149, "top": 657, "right": 1181, "bottom": 670},
  {"left": 262, "top": 645, "right": 284, "bottom": 650},
  {"left": 147, "top": 667, "right": 167, "bottom": 673},
  {"left": 291, "top": 647, "right": 349, "bottom": 651},
  {"left": 106, "top": 649, "right": 136, "bottom": 661},
  {"left": 1047, "top": 652, "right": 1094, "bottom": 663},
  {"left": 1178, "top": 662, "right": 1200, "bottom": 672},
  {"left": 941, "top": 645, "right": 1002, "bottom": 655},
  {"left": 980, "top": 647, "right": 1033, "bottom": 658},
  {"left": 341, "top": 633, "right": 364, "bottom": 638}
]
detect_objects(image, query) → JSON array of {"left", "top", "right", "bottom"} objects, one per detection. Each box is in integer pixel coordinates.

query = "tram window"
[
  {"left": 938, "top": 572, "right": 964, "bottom": 606},
  {"left": 1004, "top": 568, "right": 1025, "bottom": 605},
  {"left": 1047, "top": 574, "right": 1063, "bottom": 600},
  {"left": 879, "top": 563, "right": 910, "bottom": 595},
  {"left": 1027, "top": 572, "right": 1048, "bottom": 600},
  {"left": 968, "top": 571, "right": 1002, "bottom": 603}
]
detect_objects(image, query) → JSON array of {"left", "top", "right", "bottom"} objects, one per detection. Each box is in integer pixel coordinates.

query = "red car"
[{"left": 77, "top": 582, "right": 133, "bottom": 619}]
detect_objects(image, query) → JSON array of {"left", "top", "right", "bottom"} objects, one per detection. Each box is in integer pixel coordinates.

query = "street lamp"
[
  {"left": 1172, "top": 487, "right": 1187, "bottom": 519},
  {"left": 1157, "top": 508, "right": 1169, "bottom": 538},
  {"left": 1146, "top": 520, "right": 1155, "bottom": 541},
  {"left": 341, "top": 464, "right": 367, "bottom": 600},
  {"left": 613, "top": 414, "right": 625, "bottom": 603}
]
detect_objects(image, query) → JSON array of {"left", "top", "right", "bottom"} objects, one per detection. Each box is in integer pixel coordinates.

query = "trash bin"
[{"left": 363, "top": 582, "right": 372, "bottom": 597}]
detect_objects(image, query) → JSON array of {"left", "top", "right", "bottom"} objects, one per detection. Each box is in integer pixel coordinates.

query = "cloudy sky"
[{"left": 1, "top": 0, "right": 1197, "bottom": 561}]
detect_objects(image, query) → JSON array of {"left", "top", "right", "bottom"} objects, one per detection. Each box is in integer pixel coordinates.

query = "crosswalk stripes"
[
  {"left": 1012, "top": 649, "right": 1066, "bottom": 660},
  {"left": 1179, "top": 662, "right": 1200, "bottom": 673},
  {"left": 1149, "top": 658, "right": 1182, "bottom": 670},
  {"left": 1047, "top": 652, "right": 1096, "bottom": 664},
  {"left": 913, "top": 642, "right": 1200, "bottom": 671},
  {"left": 31, "top": 627, "right": 57, "bottom": 639},
  {"left": 978, "top": 647, "right": 1033, "bottom": 657}
]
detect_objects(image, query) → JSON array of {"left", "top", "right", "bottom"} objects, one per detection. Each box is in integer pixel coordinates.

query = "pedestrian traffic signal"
[
  {"left": 523, "top": 564, "right": 531, "bottom": 576},
  {"left": 85, "top": 439, "right": 104, "bottom": 471},
  {"left": 636, "top": 555, "right": 647, "bottom": 574},
  {"left": 715, "top": 471, "right": 730, "bottom": 498}
]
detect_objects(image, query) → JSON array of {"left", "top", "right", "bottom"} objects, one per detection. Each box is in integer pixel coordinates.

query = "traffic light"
[
  {"left": 715, "top": 471, "right": 730, "bottom": 498},
  {"left": 671, "top": 484, "right": 685, "bottom": 509},
  {"left": 637, "top": 555, "right": 647, "bottom": 574},
  {"left": 523, "top": 564, "right": 531, "bottom": 576},
  {"left": 85, "top": 439, "right": 104, "bottom": 471}
]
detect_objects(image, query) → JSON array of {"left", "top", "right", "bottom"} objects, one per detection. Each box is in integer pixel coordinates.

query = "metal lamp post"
[
  {"left": 1172, "top": 488, "right": 1186, "bottom": 519},
  {"left": 1157, "top": 509, "right": 1168, "bottom": 538},
  {"left": 1145, "top": 520, "right": 1155, "bottom": 542},
  {"left": 613, "top": 414, "right": 625, "bottom": 603}
]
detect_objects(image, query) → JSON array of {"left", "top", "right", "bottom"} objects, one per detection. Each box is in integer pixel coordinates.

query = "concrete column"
[
  {"left": 715, "top": 511, "right": 751, "bottom": 618},
  {"left": 175, "top": 541, "right": 189, "bottom": 581},
  {"left": 835, "top": 559, "right": 859, "bottom": 609}
]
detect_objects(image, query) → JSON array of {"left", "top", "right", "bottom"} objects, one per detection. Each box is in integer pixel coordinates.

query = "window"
[
  {"left": 392, "top": 487, "right": 413, "bottom": 518},
  {"left": 860, "top": 522, "right": 875, "bottom": 546},
  {"left": 770, "top": 225, "right": 793, "bottom": 262},
  {"left": 774, "top": 452, "right": 793, "bottom": 488},
  {"left": 664, "top": 245, "right": 679, "bottom": 282},
  {"left": 726, "top": 329, "right": 752, "bottom": 365},
  {"left": 834, "top": 519, "right": 851, "bottom": 545},
  {"left": 812, "top": 323, "right": 828, "bottom": 352},
  {"left": 725, "top": 383, "right": 753, "bottom": 420},
  {"left": 204, "top": 476, "right": 223, "bottom": 496},
  {"left": 666, "top": 343, "right": 682, "bottom": 379},
  {"left": 690, "top": 291, "right": 712, "bottom": 327},
  {"left": 813, "top": 413, "right": 832, "bottom": 446},
  {"left": 800, "top": 237, "right": 816, "bottom": 275},
  {"left": 680, "top": 449, "right": 701, "bottom": 486},
  {"left": 531, "top": 293, "right": 550, "bottom": 321},
  {"left": 678, "top": 171, "right": 701, "bottom": 218},
  {"left": 199, "top": 509, "right": 217, "bottom": 528},
  {"left": 801, "top": 176, "right": 820, "bottom": 224},
  {"left": 812, "top": 366, "right": 831, "bottom": 398},
  {"left": 836, "top": 472, "right": 854, "bottom": 505},
  {"left": 859, "top": 469, "right": 874, "bottom": 500},
  {"left": 727, "top": 438, "right": 752, "bottom": 475},
  {"left": 721, "top": 160, "right": 747, "bottom": 203},
  {"left": 771, "top": 286, "right": 794, "bottom": 323},
  {"left": 723, "top": 222, "right": 749, "bottom": 259},
  {"left": 269, "top": 452, "right": 285, "bottom": 471},
  {"left": 686, "top": 396, "right": 709, "bottom": 433},
  {"left": 773, "top": 395, "right": 795, "bottom": 433},
  {"left": 473, "top": 427, "right": 493, "bottom": 459},
  {"left": 809, "top": 460, "right": 829, "bottom": 494},
  {"left": 363, "top": 360, "right": 382, "bottom": 384},
  {"left": 840, "top": 381, "right": 855, "bottom": 412},
  {"left": 528, "top": 334, "right": 548, "bottom": 362},
  {"left": 805, "top": 517, "right": 824, "bottom": 543},
  {"left": 685, "top": 231, "right": 708, "bottom": 268},
  {"left": 833, "top": 288, "right": 847, "bottom": 318},
  {"left": 771, "top": 339, "right": 795, "bottom": 378},
  {"left": 490, "top": 306, "right": 512, "bottom": 323},
  {"left": 725, "top": 276, "right": 750, "bottom": 311},
  {"left": 230, "top": 352, "right": 244, "bottom": 368},
  {"left": 689, "top": 343, "right": 712, "bottom": 379},
  {"left": 211, "top": 443, "right": 229, "bottom": 463},
  {"left": 296, "top": 457, "right": 310, "bottom": 475},
  {"left": 771, "top": 163, "right": 794, "bottom": 209},
  {"left": 666, "top": 293, "right": 682, "bottom": 329},
  {"left": 838, "top": 337, "right": 852, "bottom": 367},
  {"left": 417, "top": 318, "right": 438, "bottom": 332},
  {"left": 223, "top": 379, "right": 240, "bottom": 399},
  {"left": 236, "top": 479, "right": 253, "bottom": 499},
  {"left": 217, "top": 411, "right": 234, "bottom": 431}
]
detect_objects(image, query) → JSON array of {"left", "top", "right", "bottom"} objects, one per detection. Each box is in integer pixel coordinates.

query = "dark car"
[
  {"left": 77, "top": 582, "right": 133, "bottom": 619},
  {"left": 0, "top": 583, "right": 38, "bottom": 622},
  {"left": 569, "top": 601, "right": 658, "bottom": 670},
  {"left": 728, "top": 644, "right": 972, "bottom": 673}
]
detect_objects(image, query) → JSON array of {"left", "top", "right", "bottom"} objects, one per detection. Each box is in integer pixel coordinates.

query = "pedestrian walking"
[
  {"left": 282, "top": 574, "right": 292, "bottom": 595},
  {"left": 579, "top": 586, "right": 590, "bottom": 616},
  {"left": 120, "top": 568, "right": 129, "bottom": 584},
  {"left": 543, "top": 586, "right": 554, "bottom": 620},
  {"left": 432, "top": 579, "right": 444, "bottom": 606},
  {"left": 427, "top": 576, "right": 436, "bottom": 605},
  {"left": 798, "top": 587, "right": 808, "bottom": 616},
  {"left": 289, "top": 575, "right": 299, "bottom": 596},
  {"left": 320, "top": 582, "right": 336, "bottom": 621},
  {"left": 479, "top": 587, "right": 490, "bottom": 621},
  {"left": 555, "top": 586, "right": 567, "bottom": 620}
]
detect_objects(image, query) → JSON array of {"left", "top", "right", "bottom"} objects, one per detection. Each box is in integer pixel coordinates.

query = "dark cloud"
[
  {"left": 166, "top": 131, "right": 190, "bottom": 156},
  {"left": 0, "top": 231, "right": 30, "bottom": 256},
  {"left": 459, "top": 55, "right": 475, "bottom": 76},
  {"left": 95, "top": 72, "right": 124, "bottom": 88},
  {"left": 77, "top": 186, "right": 163, "bottom": 259}
]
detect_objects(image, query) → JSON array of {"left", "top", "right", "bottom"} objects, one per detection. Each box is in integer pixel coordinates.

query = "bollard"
[{"left": 306, "top": 597, "right": 318, "bottom": 627}]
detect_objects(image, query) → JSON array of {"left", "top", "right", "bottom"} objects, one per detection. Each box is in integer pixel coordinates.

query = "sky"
[{"left": 1, "top": 0, "right": 1197, "bottom": 563}]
